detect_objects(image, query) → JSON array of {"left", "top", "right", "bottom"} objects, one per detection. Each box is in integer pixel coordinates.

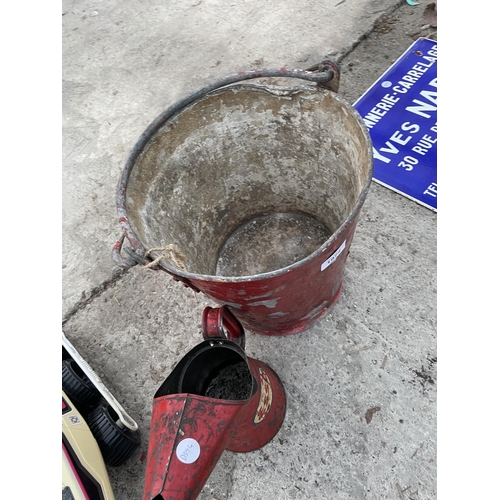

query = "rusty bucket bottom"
[{"left": 216, "top": 211, "right": 332, "bottom": 277}]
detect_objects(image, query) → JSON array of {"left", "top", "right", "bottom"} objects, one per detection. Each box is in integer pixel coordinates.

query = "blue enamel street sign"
[{"left": 353, "top": 38, "right": 437, "bottom": 211}]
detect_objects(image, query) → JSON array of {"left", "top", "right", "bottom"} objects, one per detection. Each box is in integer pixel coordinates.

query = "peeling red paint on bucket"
[
  {"left": 114, "top": 63, "right": 373, "bottom": 335},
  {"left": 189, "top": 213, "right": 360, "bottom": 335}
]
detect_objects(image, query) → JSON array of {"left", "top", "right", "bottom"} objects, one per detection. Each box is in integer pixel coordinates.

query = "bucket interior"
[{"left": 125, "top": 85, "right": 371, "bottom": 277}]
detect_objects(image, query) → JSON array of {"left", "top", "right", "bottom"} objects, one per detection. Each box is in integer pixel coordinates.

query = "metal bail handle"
[
  {"left": 202, "top": 306, "right": 245, "bottom": 349},
  {"left": 306, "top": 60, "right": 341, "bottom": 93}
]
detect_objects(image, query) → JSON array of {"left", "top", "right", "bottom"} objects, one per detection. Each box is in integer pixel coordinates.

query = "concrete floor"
[{"left": 62, "top": 1, "right": 437, "bottom": 498}]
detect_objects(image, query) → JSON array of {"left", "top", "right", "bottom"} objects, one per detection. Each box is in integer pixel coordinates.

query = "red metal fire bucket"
[
  {"left": 142, "top": 306, "right": 286, "bottom": 500},
  {"left": 114, "top": 62, "right": 373, "bottom": 335}
]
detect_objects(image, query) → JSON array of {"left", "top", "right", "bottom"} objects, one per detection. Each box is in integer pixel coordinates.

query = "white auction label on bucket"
[{"left": 321, "top": 240, "right": 346, "bottom": 271}]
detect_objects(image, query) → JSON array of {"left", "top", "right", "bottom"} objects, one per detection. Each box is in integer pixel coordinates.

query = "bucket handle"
[
  {"left": 114, "top": 59, "right": 341, "bottom": 275},
  {"left": 202, "top": 306, "right": 245, "bottom": 349},
  {"left": 112, "top": 234, "right": 139, "bottom": 267},
  {"left": 305, "top": 60, "right": 341, "bottom": 92}
]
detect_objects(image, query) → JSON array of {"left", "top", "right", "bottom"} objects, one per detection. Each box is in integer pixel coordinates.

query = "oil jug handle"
[{"left": 202, "top": 306, "right": 245, "bottom": 349}]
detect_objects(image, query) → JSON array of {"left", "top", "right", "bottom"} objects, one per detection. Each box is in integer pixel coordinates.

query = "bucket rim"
[{"left": 116, "top": 73, "right": 374, "bottom": 282}]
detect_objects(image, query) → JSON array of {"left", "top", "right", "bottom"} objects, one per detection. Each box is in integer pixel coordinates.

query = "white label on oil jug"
[
  {"left": 321, "top": 240, "right": 346, "bottom": 271},
  {"left": 176, "top": 438, "right": 201, "bottom": 464}
]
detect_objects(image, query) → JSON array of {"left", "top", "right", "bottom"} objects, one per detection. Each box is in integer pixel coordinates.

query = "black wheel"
[
  {"left": 62, "top": 359, "right": 101, "bottom": 409},
  {"left": 87, "top": 404, "right": 141, "bottom": 467}
]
